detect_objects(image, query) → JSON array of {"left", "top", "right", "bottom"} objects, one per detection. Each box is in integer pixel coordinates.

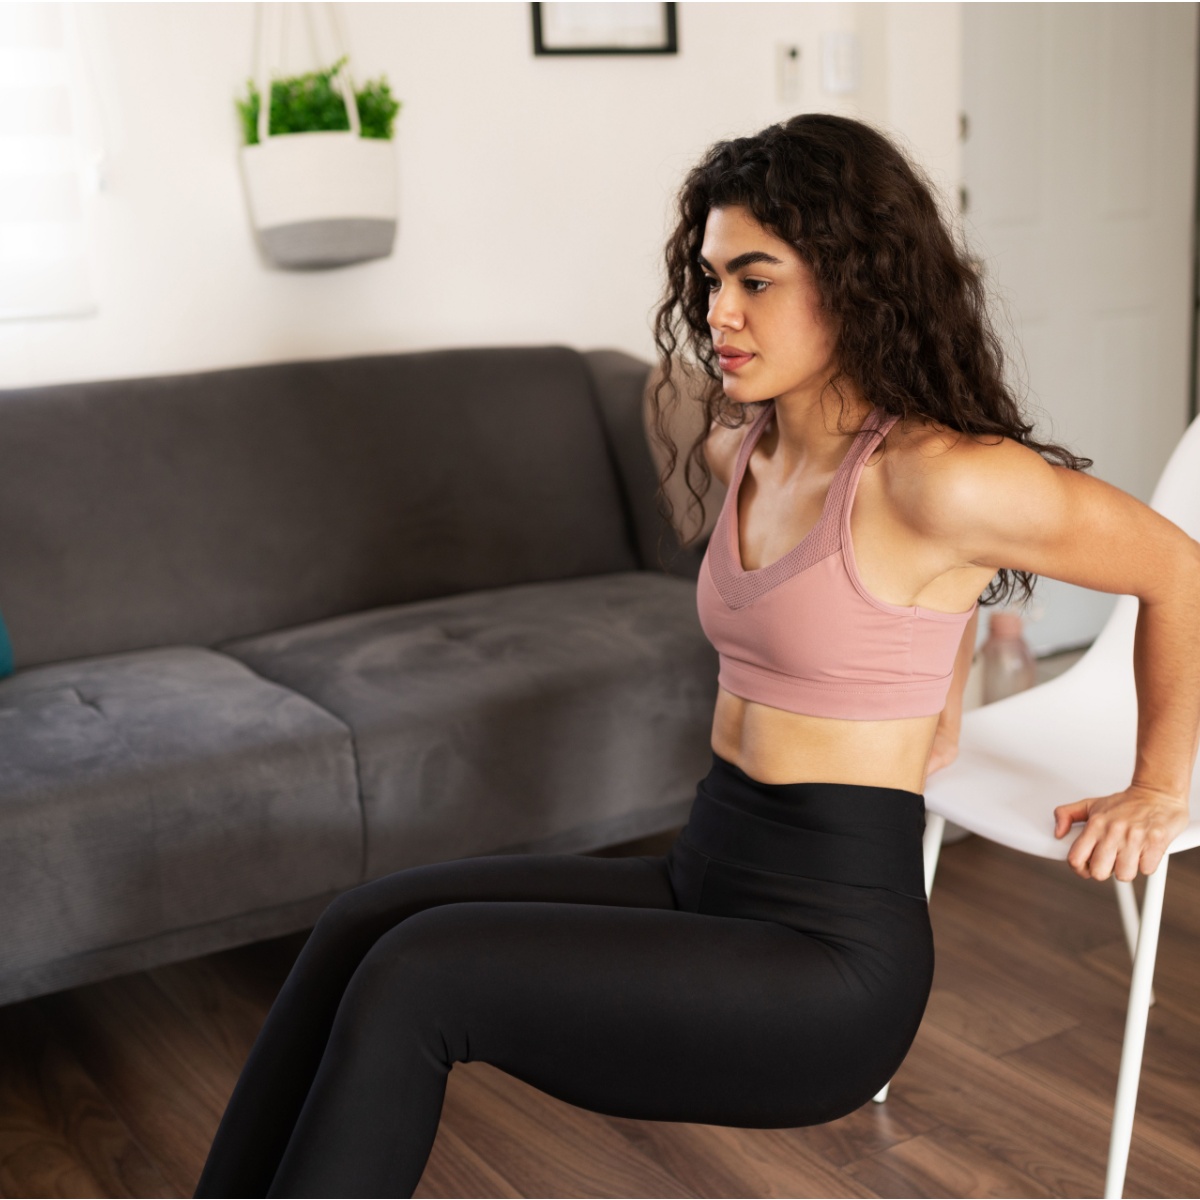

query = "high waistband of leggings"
[{"left": 680, "top": 751, "right": 928, "bottom": 897}]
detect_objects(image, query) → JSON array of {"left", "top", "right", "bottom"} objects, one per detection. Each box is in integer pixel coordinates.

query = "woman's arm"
[
  {"left": 910, "top": 437, "right": 1200, "bottom": 881},
  {"left": 1053, "top": 579, "right": 1200, "bottom": 878},
  {"left": 923, "top": 605, "right": 980, "bottom": 784},
  {"left": 936, "top": 604, "right": 980, "bottom": 742}
]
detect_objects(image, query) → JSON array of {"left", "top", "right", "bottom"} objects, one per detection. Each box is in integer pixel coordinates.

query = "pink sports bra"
[{"left": 696, "top": 399, "right": 978, "bottom": 720}]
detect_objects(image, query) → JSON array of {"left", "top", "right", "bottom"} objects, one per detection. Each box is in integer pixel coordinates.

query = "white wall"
[
  {"left": 962, "top": 3, "right": 1198, "bottom": 655},
  {"left": 882, "top": 3, "right": 962, "bottom": 225},
  {"left": 1, "top": 1, "right": 963, "bottom": 388}
]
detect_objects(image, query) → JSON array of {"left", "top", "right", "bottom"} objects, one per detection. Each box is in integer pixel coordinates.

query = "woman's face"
[{"left": 699, "top": 205, "right": 840, "bottom": 407}]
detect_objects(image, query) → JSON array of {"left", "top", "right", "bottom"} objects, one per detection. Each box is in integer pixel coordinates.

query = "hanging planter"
[{"left": 236, "top": 5, "right": 402, "bottom": 270}]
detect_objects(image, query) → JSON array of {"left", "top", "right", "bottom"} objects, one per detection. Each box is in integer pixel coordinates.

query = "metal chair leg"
[
  {"left": 922, "top": 812, "right": 947, "bottom": 899},
  {"left": 1104, "top": 858, "right": 1169, "bottom": 1200},
  {"left": 1113, "top": 877, "right": 1155, "bottom": 1006},
  {"left": 872, "top": 812, "right": 947, "bottom": 1105}
]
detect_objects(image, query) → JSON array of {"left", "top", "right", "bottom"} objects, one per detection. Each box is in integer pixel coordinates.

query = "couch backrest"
[{"left": 0, "top": 345, "right": 640, "bottom": 669}]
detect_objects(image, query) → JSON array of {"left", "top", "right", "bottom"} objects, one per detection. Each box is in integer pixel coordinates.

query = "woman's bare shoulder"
[
  {"left": 885, "top": 411, "right": 1012, "bottom": 472},
  {"left": 881, "top": 412, "right": 1023, "bottom": 532}
]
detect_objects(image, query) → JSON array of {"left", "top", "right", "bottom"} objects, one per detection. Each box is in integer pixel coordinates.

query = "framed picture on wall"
[{"left": 531, "top": 3, "right": 678, "bottom": 56}]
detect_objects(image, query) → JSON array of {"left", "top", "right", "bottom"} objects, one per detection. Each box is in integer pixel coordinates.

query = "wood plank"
[
  {"left": 143, "top": 939, "right": 299, "bottom": 1077},
  {"left": 1003, "top": 1009, "right": 1200, "bottom": 1169},
  {"left": 440, "top": 1061, "right": 694, "bottom": 1198},
  {"left": 599, "top": 1119, "right": 879, "bottom": 1199},
  {"left": 933, "top": 838, "right": 1130, "bottom": 958},
  {"left": 0, "top": 1137, "right": 108, "bottom": 1200},
  {"left": 892, "top": 1019, "right": 1200, "bottom": 1198},
  {"left": 928, "top": 888, "right": 1133, "bottom": 1031},
  {"left": 0, "top": 1000, "right": 170, "bottom": 1199},
  {"left": 1082, "top": 925, "right": 1200, "bottom": 1031},
  {"left": 849, "top": 1126, "right": 1051, "bottom": 1199},
  {"left": 751, "top": 1089, "right": 938, "bottom": 1174},
  {"left": 1152, "top": 849, "right": 1200, "bottom": 938},
  {"left": 415, "top": 1113, "right": 522, "bottom": 1199},
  {"left": 41, "top": 973, "right": 233, "bottom": 1197},
  {"left": 920, "top": 981, "right": 1080, "bottom": 1058}
]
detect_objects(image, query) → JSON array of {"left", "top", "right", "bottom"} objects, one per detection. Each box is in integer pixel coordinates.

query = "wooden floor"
[{"left": 2, "top": 832, "right": 1199, "bottom": 1198}]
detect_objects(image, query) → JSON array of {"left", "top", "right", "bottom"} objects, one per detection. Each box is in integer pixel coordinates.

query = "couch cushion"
[
  {"left": 221, "top": 573, "right": 718, "bottom": 877},
  {"left": 0, "top": 647, "right": 362, "bottom": 979},
  {"left": 0, "top": 346, "right": 639, "bottom": 669}
]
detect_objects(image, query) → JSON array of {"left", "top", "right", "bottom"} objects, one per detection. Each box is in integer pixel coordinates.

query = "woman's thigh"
[
  {"left": 300, "top": 850, "right": 679, "bottom": 977},
  {"left": 269, "top": 895, "right": 885, "bottom": 1196},
  {"left": 317, "top": 896, "right": 881, "bottom": 1130},
  {"left": 196, "top": 852, "right": 681, "bottom": 1199}
]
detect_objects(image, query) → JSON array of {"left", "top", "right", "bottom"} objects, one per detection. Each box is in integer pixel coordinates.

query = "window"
[{"left": 0, "top": 2, "right": 101, "bottom": 322}]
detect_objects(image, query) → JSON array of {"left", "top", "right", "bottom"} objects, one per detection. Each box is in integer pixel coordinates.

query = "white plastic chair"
[{"left": 872, "top": 409, "right": 1200, "bottom": 1200}]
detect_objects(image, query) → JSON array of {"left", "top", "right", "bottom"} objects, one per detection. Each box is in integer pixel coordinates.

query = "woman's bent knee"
[
  {"left": 307, "top": 865, "right": 446, "bottom": 956},
  {"left": 327, "top": 907, "right": 486, "bottom": 1069}
]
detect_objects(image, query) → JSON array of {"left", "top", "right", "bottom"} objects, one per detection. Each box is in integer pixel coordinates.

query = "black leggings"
[{"left": 195, "top": 752, "right": 934, "bottom": 1198}]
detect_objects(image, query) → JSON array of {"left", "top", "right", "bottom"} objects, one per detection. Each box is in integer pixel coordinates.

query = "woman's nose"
[{"left": 709, "top": 285, "right": 743, "bottom": 331}]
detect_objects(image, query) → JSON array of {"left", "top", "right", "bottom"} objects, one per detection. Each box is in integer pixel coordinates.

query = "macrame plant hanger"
[{"left": 239, "top": 2, "right": 397, "bottom": 270}]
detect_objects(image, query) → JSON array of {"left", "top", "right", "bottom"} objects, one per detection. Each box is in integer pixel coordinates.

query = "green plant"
[{"left": 236, "top": 54, "right": 401, "bottom": 144}]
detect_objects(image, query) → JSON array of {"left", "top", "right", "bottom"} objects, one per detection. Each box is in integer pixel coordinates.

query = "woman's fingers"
[
  {"left": 924, "top": 731, "right": 958, "bottom": 778},
  {"left": 1054, "top": 799, "right": 1089, "bottom": 839},
  {"left": 1138, "top": 824, "right": 1172, "bottom": 878},
  {"left": 1059, "top": 788, "right": 1187, "bottom": 880},
  {"left": 1109, "top": 830, "right": 1145, "bottom": 883},
  {"left": 1066, "top": 820, "right": 1099, "bottom": 877}
]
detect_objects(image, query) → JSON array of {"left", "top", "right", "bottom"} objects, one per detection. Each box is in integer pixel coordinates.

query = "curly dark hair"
[{"left": 650, "top": 112, "right": 1092, "bottom": 610}]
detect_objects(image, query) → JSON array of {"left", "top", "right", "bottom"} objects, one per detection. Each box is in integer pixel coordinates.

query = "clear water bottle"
[{"left": 981, "top": 610, "right": 1038, "bottom": 703}]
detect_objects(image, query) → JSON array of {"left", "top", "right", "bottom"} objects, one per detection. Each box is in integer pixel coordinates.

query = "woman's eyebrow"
[{"left": 697, "top": 251, "right": 785, "bottom": 273}]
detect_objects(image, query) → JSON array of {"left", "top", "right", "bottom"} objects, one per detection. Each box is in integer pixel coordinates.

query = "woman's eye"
[{"left": 702, "top": 276, "right": 769, "bottom": 294}]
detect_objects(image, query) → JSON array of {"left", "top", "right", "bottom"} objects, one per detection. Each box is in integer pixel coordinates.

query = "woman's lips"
[{"left": 718, "top": 351, "right": 754, "bottom": 371}]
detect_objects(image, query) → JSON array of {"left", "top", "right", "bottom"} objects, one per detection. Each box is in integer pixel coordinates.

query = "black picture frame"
[{"left": 531, "top": 3, "right": 678, "bottom": 56}]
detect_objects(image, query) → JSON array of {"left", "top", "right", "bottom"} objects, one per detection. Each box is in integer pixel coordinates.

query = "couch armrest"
[{"left": 581, "top": 349, "right": 707, "bottom": 580}]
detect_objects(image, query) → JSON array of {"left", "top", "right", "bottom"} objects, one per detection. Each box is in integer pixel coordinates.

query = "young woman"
[{"left": 195, "top": 113, "right": 1198, "bottom": 1199}]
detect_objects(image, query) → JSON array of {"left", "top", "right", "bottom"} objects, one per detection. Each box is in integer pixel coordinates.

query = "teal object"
[{"left": 0, "top": 606, "right": 12, "bottom": 678}]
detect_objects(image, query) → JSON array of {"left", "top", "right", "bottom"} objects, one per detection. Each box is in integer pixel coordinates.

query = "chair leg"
[
  {"left": 1113, "top": 878, "right": 1155, "bottom": 1006},
  {"left": 872, "top": 812, "right": 947, "bottom": 1105},
  {"left": 922, "top": 812, "right": 947, "bottom": 899},
  {"left": 1104, "top": 858, "right": 1169, "bottom": 1200}
]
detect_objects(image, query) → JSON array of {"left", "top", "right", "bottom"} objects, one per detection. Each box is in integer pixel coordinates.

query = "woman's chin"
[{"left": 722, "top": 381, "right": 770, "bottom": 405}]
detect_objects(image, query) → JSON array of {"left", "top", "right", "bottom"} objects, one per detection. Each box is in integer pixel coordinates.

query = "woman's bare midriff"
[{"left": 710, "top": 693, "right": 942, "bottom": 793}]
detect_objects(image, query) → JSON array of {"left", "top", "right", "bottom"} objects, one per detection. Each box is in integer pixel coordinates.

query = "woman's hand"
[
  {"left": 923, "top": 724, "right": 960, "bottom": 785},
  {"left": 1053, "top": 785, "right": 1189, "bottom": 881}
]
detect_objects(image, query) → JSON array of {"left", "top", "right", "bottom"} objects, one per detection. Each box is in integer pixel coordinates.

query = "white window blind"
[{"left": 0, "top": 2, "right": 98, "bottom": 322}]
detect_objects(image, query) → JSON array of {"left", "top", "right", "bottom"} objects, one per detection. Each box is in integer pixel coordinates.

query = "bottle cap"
[{"left": 989, "top": 611, "right": 1025, "bottom": 639}]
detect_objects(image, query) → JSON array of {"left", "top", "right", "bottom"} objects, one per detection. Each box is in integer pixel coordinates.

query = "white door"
[{"left": 962, "top": 2, "right": 1197, "bottom": 656}]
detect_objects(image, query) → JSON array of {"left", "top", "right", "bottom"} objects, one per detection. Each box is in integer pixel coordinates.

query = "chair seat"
[{"left": 926, "top": 659, "right": 1200, "bottom": 859}]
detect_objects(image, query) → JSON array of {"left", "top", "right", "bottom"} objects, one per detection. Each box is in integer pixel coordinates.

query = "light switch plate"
[
  {"left": 821, "top": 31, "right": 860, "bottom": 95},
  {"left": 776, "top": 43, "right": 802, "bottom": 105}
]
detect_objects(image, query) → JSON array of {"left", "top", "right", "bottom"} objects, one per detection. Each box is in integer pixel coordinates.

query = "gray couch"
[{"left": 0, "top": 345, "right": 718, "bottom": 1006}]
